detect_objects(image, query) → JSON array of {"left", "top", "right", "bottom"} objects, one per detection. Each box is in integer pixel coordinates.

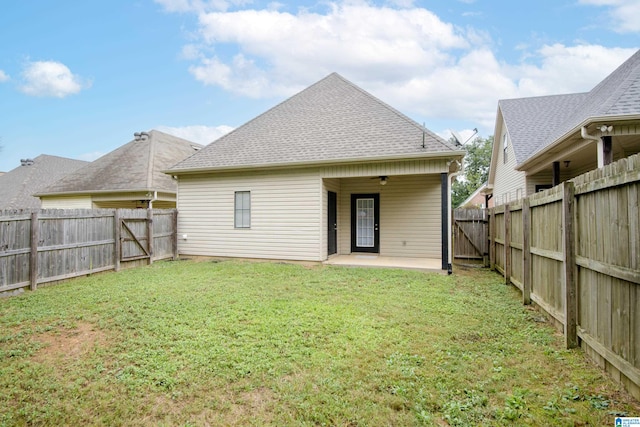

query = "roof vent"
[
  {"left": 20, "top": 159, "right": 35, "bottom": 166},
  {"left": 134, "top": 131, "right": 150, "bottom": 141}
]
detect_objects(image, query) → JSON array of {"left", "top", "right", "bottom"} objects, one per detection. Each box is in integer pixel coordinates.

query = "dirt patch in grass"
[
  {"left": 231, "top": 387, "right": 276, "bottom": 419},
  {"left": 31, "top": 321, "right": 108, "bottom": 363}
]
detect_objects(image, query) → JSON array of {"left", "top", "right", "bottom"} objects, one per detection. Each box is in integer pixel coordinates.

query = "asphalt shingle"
[
  {"left": 500, "top": 48, "right": 640, "bottom": 166},
  {"left": 169, "top": 73, "right": 458, "bottom": 172},
  {"left": 0, "top": 155, "right": 88, "bottom": 209},
  {"left": 37, "top": 130, "right": 201, "bottom": 195}
]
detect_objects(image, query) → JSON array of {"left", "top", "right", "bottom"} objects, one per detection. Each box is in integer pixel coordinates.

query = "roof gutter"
[
  {"left": 34, "top": 188, "right": 167, "bottom": 198},
  {"left": 164, "top": 150, "right": 466, "bottom": 176},
  {"left": 580, "top": 125, "right": 599, "bottom": 142}
]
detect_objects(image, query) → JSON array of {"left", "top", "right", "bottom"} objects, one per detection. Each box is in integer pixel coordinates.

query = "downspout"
[
  {"left": 581, "top": 126, "right": 603, "bottom": 167},
  {"left": 148, "top": 191, "right": 157, "bottom": 209},
  {"left": 447, "top": 160, "right": 462, "bottom": 275}
]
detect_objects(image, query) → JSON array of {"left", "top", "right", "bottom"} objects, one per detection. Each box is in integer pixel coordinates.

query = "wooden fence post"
[
  {"left": 489, "top": 209, "right": 496, "bottom": 270},
  {"left": 563, "top": 182, "right": 578, "bottom": 349},
  {"left": 522, "top": 198, "right": 531, "bottom": 305},
  {"left": 172, "top": 209, "right": 179, "bottom": 261},
  {"left": 114, "top": 209, "right": 121, "bottom": 272},
  {"left": 504, "top": 203, "right": 511, "bottom": 285},
  {"left": 483, "top": 208, "right": 489, "bottom": 267},
  {"left": 147, "top": 208, "right": 154, "bottom": 265},
  {"left": 29, "top": 210, "right": 39, "bottom": 291}
]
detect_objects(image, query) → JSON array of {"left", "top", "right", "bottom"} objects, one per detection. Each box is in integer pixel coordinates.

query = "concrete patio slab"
[{"left": 324, "top": 254, "right": 444, "bottom": 273}]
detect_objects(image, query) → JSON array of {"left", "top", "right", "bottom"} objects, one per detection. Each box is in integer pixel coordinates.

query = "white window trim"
[
  {"left": 503, "top": 133, "right": 509, "bottom": 164},
  {"left": 234, "top": 191, "right": 251, "bottom": 229}
]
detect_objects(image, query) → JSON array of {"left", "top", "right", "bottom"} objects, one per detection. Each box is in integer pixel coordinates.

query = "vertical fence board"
[
  {"left": 522, "top": 198, "right": 531, "bottom": 304},
  {"left": 563, "top": 182, "right": 577, "bottom": 348},
  {"left": 504, "top": 204, "right": 511, "bottom": 285},
  {"left": 488, "top": 152, "right": 640, "bottom": 399},
  {"left": 29, "top": 211, "right": 38, "bottom": 290},
  {"left": 0, "top": 209, "right": 177, "bottom": 293}
]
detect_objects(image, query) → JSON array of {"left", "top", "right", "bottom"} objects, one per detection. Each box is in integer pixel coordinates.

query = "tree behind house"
[{"left": 452, "top": 135, "right": 493, "bottom": 208}]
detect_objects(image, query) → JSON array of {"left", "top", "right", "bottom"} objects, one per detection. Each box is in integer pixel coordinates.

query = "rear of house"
[{"left": 168, "top": 73, "right": 464, "bottom": 268}]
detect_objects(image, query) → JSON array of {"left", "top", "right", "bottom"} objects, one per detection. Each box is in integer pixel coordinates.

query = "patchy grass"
[{"left": 0, "top": 260, "right": 637, "bottom": 426}]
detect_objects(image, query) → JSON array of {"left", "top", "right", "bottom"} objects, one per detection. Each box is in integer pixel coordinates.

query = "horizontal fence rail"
[
  {"left": 0, "top": 208, "right": 178, "bottom": 294},
  {"left": 488, "top": 153, "right": 640, "bottom": 401}
]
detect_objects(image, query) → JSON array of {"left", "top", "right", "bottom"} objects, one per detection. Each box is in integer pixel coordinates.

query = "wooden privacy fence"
[
  {"left": 488, "top": 153, "right": 640, "bottom": 400},
  {"left": 0, "top": 208, "right": 178, "bottom": 293},
  {"left": 453, "top": 208, "right": 488, "bottom": 264}
]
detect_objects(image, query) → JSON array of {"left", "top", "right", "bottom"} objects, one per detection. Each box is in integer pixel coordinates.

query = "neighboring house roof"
[
  {"left": 497, "top": 48, "right": 640, "bottom": 170},
  {"left": 499, "top": 93, "right": 587, "bottom": 165},
  {"left": 169, "top": 73, "right": 461, "bottom": 173},
  {"left": 459, "top": 182, "right": 489, "bottom": 208},
  {"left": 37, "top": 130, "right": 201, "bottom": 197},
  {"left": 0, "top": 155, "right": 88, "bottom": 209}
]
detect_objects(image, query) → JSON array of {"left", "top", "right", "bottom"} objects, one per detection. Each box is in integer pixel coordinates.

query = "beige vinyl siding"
[
  {"left": 493, "top": 129, "right": 525, "bottom": 206},
  {"left": 177, "top": 169, "right": 323, "bottom": 261},
  {"left": 93, "top": 200, "right": 143, "bottom": 209},
  {"left": 321, "top": 159, "right": 449, "bottom": 178},
  {"left": 150, "top": 201, "right": 176, "bottom": 209},
  {"left": 91, "top": 200, "right": 176, "bottom": 209},
  {"left": 40, "top": 196, "right": 92, "bottom": 209},
  {"left": 338, "top": 174, "right": 441, "bottom": 258}
]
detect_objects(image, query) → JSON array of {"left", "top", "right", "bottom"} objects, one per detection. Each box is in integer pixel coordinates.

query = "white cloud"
[
  {"left": 512, "top": 44, "right": 636, "bottom": 96},
  {"left": 0, "top": 70, "right": 9, "bottom": 82},
  {"left": 167, "top": 2, "right": 637, "bottom": 134},
  {"left": 157, "top": 124, "right": 233, "bottom": 144},
  {"left": 579, "top": 0, "right": 640, "bottom": 33},
  {"left": 20, "top": 61, "right": 89, "bottom": 98},
  {"left": 189, "top": 4, "right": 469, "bottom": 98}
]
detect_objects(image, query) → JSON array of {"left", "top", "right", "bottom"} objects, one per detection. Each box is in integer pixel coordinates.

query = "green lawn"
[{"left": 0, "top": 260, "right": 637, "bottom": 426}]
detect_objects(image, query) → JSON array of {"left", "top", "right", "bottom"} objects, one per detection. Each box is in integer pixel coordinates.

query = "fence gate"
[
  {"left": 118, "top": 210, "right": 152, "bottom": 263},
  {"left": 453, "top": 208, "right": 488, "bottom": 263}
]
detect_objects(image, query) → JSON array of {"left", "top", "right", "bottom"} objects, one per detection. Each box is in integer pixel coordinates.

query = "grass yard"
[{"left": 0, "top": 260, "right": 638, "bottom": 426}]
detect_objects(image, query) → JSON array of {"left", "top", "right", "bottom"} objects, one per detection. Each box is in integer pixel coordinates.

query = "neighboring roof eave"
[
  {"left": 515, "top": 113, "right": 640, "bottom": 171},
  {"left": 165, "top": 150, "right": 466, "bottom": 176},
  {"left": 35, "top": 188, "right": 173, "bottom": 198}
]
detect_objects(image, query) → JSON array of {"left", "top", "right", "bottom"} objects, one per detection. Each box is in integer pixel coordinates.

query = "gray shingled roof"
[
  {"left": 169, "top": 73, "right": 459, "bottom": 172},
  {"left": 0, "top": 155, "right": 88, "bottom": 209},
  {"left": 502, "top": 48, "right": 640, "bottom": 166},
  {"left": 37, "top": 130, "right": 201, "bottom": 196},
  {"left": 500, "top": 93, "right": 587, "bottom": 165}
]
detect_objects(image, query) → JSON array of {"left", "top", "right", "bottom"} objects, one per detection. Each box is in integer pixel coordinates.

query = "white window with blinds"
[{"left": 234, "top": 191, "right": 251, "bottom": 228}]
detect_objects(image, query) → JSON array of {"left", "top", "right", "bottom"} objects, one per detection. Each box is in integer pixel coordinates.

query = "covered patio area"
[{"left": 324, "top": 254, "right": 444, "bottom": 272}]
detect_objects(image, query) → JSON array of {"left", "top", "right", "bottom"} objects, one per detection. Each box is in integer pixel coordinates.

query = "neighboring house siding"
[
  {"left": 92, "top": 200, "right": 176, "bottom": 209},
  {"left": 177, "top": 169, "right": 323, "bottom": 261},
  {"left": 492, "top": 130, "right": 525, "bottom": 205},
  {"left": 151, "top": 201, "right": 176, "bottom": 209},
  {"left": 40, "top": 196, "right": 92, "bottom": 209},
  {"left": 338, "top": 174, "right": 441, "bottom": 258}
]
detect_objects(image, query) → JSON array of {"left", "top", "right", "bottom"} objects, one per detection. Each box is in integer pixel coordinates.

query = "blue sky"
[{"left": 0, "top": 0, "right": 638, "bottom": 172}]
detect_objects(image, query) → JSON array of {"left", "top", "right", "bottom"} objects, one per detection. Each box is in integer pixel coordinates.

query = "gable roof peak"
[{"left": 169, "top": 73, "right": 460, "bottom": 172}]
